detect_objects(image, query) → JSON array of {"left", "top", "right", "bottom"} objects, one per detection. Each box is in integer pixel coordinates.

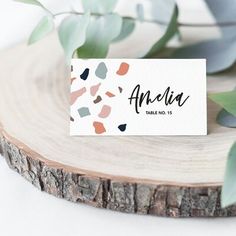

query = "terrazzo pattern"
[{"left": 70, "top": 61, "right": 129, "bottom": 134}]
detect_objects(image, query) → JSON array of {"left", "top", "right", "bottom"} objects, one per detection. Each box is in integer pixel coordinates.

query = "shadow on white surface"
[{"left": 0, "top": 157, "right": 235, "bottom": 236}]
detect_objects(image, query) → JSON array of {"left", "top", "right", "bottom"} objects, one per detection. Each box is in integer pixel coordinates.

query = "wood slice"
[{"left": 0, "top": 33, "right": 236, "bottom": 217}]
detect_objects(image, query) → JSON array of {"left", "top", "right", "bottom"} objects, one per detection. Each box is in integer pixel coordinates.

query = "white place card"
[{"left": 70, "top": 59, "right": 207, "bottom": 135}]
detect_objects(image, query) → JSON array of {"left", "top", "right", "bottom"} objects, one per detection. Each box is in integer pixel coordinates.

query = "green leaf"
[
  {"left": 14, "top": 0, "right": 44, "bottom": 7},
  {"left": 205, "top": 0, "right": 236, "bottom": 37},
  {"left": 28, "top": 15, "right": 54, "bottom": 44},
  {"left": 172, "top": 37, "right": 236, "bottom": 74},
  {"left": 209, "top": 91, "right": 236, "bottom": 116},
  {"left": 136, "top": 4, "right": 144, "bottom": 22},
  {"left": 215, "top": 87, "right": 236, "bottom": 128},
  {"left": 221, "top": 142, "right": 236, "bottom": 208},
  {"left": 113, "top": 18, "right": 135, "bottom": 42},
  {"left": 149, "top": 0, "right": 176, "bottom": 23},
  {"left": 173, "top": 0, "right": 236, "bottom": 74},
  {"left": 77, "top": 13, "right": 122, "bottom": 58},
  {"left": 217, "top": 109, "right": 236, "bottom": 128},
  {"left": 143, "top": 5, "right": 178, "bottom": 58},
  {"left": 82, "top": 0, "right": 118, "bottom": 14},
  {"left": 58, "top": 12, "right": 90, "bottom": 62},
  {"left": 14, "top": 0, "right": 51, "bottom": 13}
]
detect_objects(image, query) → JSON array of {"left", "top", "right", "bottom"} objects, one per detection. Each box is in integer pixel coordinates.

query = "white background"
[{"left": 0, "top": 0, "right": 234, "bottom": 235}]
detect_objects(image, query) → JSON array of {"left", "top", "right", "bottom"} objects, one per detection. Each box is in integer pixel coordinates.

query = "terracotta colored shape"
[
  {"left": 93, "top": 121, "right": 106, "bottom": 134},
  {"left": 105, "top": 91, "right": 115, "bottom": 97},
  {"left": 116, "top": 62, "right": 129, "bottom": 76}
]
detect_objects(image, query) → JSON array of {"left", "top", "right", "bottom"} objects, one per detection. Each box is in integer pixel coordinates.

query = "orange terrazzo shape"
[
  {"left": 105, "top": 91, "right": 115, "bottom": 97},
  {"left": 116, "top": 62, "right": 129, "bottom": 76},
  {"left": 93, "top": 121, "right": 106, "bottom": 134}
]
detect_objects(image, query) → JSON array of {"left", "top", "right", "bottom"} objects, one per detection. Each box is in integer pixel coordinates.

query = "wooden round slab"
[{"left": 0, "top": 33, "right": 236, "bottom": 217}]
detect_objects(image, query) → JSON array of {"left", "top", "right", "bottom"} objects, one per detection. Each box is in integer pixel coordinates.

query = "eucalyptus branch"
[
  {"left": 53, "top": 11, "right": 236, "bottom": 28},
  {"left": 42, "top": 6, "right": 54, "bottom": 16}
]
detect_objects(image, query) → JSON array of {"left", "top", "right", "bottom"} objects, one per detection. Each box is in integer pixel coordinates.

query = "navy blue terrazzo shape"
[
  {"left": 118, "top": 124, "right": 127, "bottom": 132},
  {"left": 80, "top": 68, "right": 89, "bottom": 80}
]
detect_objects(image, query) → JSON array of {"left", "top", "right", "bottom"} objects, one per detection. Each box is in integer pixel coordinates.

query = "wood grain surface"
[{"left": 0, "top": 32, "right": 236, "bottom": 217}]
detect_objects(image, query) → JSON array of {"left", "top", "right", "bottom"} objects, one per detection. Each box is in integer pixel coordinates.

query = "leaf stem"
[
  {"left": 53, "top": 11, "right": 236, "bottom": 28},
  {"left": 38, "top": 3, "right": 54, "bottom": 16}
]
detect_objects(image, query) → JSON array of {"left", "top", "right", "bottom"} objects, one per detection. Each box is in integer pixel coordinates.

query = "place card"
[{"left": 70, "top": 59, "right": 207, "bottom": 135}]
